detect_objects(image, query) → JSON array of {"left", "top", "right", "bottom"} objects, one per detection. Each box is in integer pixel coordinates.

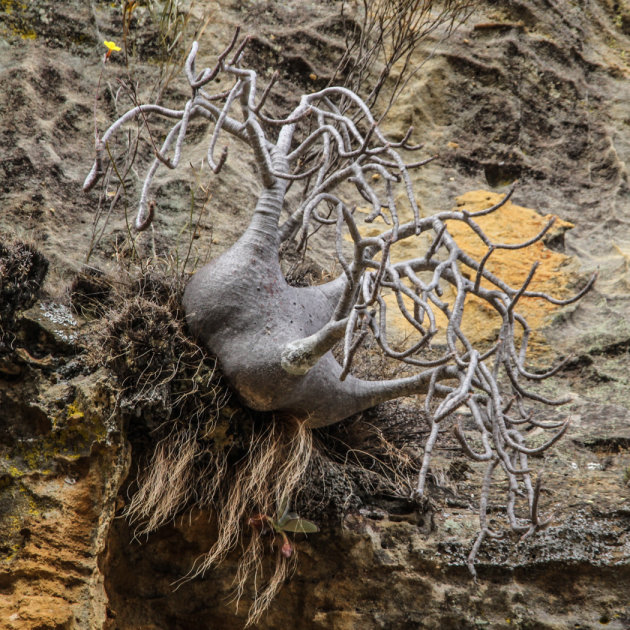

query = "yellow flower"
[{"left": 103, "top": 40, "right": 121, "bottom": 58}]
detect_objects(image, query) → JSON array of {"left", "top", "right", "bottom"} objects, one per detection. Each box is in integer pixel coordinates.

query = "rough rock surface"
[{"left": 1, "top": 0, "right": 629, "bottom": 628}]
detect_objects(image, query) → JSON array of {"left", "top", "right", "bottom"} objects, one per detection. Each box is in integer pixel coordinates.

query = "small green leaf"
[
  {"left": 280, "top": 518, "right": 319, "bottom": 534},
  {"left": 277, "top": 511, "right": 298, "bottom": 527}
]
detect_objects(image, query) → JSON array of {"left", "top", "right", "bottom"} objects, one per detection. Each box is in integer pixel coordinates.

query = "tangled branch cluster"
[{"left": 85, "top": 32, "right": 595, "bottom": 575}]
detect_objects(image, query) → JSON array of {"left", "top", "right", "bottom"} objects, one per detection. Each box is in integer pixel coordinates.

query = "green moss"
[
  {"left": 0, "top": 0, "right": 18, "bottom": 14},
  {"left": 0, "top": 480, "right": 43, "bottom": 562}
]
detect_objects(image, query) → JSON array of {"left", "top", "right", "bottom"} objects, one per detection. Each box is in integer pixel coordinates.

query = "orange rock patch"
[
  {"left": 353, "top": 190, "right": 577, "bottom": 358},
  {"left": 447, "top": 190, "right": 576, "bottom": 355}
]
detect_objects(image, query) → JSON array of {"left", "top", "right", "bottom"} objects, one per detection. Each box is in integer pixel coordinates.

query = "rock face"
[
  {"left": 1, "top": 0, "right": 629, "bottom": 629},
  {"left": 0, "top": 277, "right": 129, "bottom": 627}
]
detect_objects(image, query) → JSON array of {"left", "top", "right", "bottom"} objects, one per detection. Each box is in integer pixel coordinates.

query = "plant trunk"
[{"left": 183, "top": 179, "right": 442, "bottom": 427}]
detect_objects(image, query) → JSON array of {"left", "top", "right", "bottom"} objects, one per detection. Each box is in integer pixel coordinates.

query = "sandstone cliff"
[{"left": 1, "top": 1, "right": 629, "bottom": 628}]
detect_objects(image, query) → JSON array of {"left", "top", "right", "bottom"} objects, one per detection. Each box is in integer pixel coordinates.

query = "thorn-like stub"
[
  {"left": 83, "top": 141, "right": 105, "bottom": 192},
  {"left": 280, "top": 342, "right": 317, "bottom": 376},
  {"left": 135, "top": 200, "right": 155, "bottom": 232},
  {"left": 280, "top": 318, "right": 348, "bottom": 375}
]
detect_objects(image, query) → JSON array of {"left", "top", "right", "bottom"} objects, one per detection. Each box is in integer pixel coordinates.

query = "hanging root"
[
  {"left": 126, "top": 412, "right": 312, "bottom": 627},
  {"left": 124, "top": 424, "right": 203, "bottom": 535},
  {"left": 234, "top": 535, "right": 298, "bottom": 627},
  {"left": 191, "top": 415, "right": 311, "bottom": 627}
]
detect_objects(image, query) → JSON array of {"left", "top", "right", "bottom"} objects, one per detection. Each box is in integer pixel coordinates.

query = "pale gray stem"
[{"left": 281, "top": 318, "right": 348, "bottom": 375}]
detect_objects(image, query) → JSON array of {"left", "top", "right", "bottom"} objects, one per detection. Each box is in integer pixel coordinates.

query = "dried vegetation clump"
[
  {"left": 303, "top": 403, "right": 425, "bottom": 521},
  {"left": 68, "top": 268, "right": 112, "bottom": 318},
  {"left": 84, "top": 268, "right": 215, "bottom": 415},
  {"left": 0, "top": 238, "right": 48, "bottom": 351}
]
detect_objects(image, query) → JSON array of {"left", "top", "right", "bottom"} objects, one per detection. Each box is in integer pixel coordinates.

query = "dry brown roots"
[
  {"left": 125, "top": 413, "right": 312, "bottom": 626},
  {"left": 87, "top": 267, "right": 313, "bottom": 626}
]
